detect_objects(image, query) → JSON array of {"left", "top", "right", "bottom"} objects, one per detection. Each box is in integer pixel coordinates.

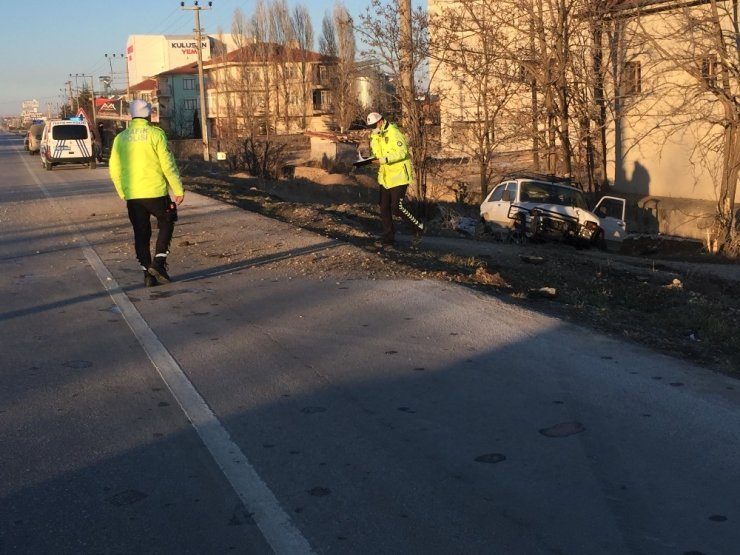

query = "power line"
[{"left": 144, "top": 7, "right": 182, "bottom": 34}]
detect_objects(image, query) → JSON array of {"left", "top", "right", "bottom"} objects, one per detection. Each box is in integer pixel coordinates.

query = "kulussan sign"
[{"left": 169, "top": 40, "right": 209, "bottom": 55}]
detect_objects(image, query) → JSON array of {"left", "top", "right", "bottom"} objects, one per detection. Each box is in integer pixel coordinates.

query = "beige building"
[
  {"left": 204, "top": 43, "right": 338, "bottom": 137},
  {"left": 603, "top": 1, "right": 740, "bottom": 203}
]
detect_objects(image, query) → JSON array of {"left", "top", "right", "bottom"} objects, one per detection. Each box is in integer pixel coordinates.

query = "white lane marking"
[{"left": 19, "top": 153, "right": 314, "bottom": 555}]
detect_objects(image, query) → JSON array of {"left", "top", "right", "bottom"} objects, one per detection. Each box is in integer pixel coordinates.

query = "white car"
[
  {"left": 39, "top": 118, "right": 96, "bottom": 171},
  {"left": 480, "top": 174, "right": 627, "bottom": 247}
]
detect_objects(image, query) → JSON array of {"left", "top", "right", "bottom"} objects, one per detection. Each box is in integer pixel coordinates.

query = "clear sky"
[{"left": 0, "top": 0, "right": 370, "bottom": 117}]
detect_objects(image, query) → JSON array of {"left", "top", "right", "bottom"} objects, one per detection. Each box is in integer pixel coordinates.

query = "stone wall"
[
  {"left": 625, "top": 195, "right": 718, "bottom": 242},
  {"left": 169, "top": 139, "right": 207, "bottom": 160}
]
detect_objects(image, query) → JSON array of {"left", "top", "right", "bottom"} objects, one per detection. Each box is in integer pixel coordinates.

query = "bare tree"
[
  {"left": 268, "top": 0, "right": 296, "bottom": 132},
  {"left": 430, "top": 0, "right": 523, "bottom": 197},
  {"left": 319, "top": 4, "right": 359, "bottom": 132},
  {"left": 291, "top": 5, "right": 314, "bottom": 129},
  {"left": 250, "top": 0, "right": 276, "bottom": 138}
]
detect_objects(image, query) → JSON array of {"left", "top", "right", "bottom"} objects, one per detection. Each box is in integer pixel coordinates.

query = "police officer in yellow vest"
[
  {"left": 109, "top": 99, "right": 185, "bottom": 286},
  {"left": 367, "top": 112, "right": 424, "bottom": 248}
]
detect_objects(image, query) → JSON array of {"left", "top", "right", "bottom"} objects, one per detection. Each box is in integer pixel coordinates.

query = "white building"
[{"left": 126, "top": 34, "right": 238, "bottom": 90}]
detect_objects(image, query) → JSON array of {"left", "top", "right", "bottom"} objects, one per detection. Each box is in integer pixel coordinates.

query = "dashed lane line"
[{"left": 19, "top": 152, "right": 314, "bottom": 555}]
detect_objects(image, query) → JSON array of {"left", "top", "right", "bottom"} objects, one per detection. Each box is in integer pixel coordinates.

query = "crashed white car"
[{"left": 480, "top": 174, "right": 627, "bottom": 247}]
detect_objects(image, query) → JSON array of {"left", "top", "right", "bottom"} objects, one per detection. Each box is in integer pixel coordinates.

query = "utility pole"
[
  {"left": 74, "top": 73, "right": 97, "bottom": 127},
  {"left": 66, "top": 80, "right": 75, "bottom": 112},
  {"left": 104, "top": 53, "right": 125, "bottom": 93},
  {"left": 181, "top": 1, "right": 212, "bottom": 161}
]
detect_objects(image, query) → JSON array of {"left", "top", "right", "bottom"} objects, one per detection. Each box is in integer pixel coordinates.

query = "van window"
[{"left": 52, "top": 125, "right": 88, "bottom": 140}]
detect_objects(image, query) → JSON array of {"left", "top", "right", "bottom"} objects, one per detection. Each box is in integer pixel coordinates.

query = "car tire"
[
  {"left": 529, "top": 210, "right": 543, "bottom": 238},
  {"left": 594, "top": 229, "right": 607, "bottom": 250},
  {"left": 480, "top": 218, "right": 492, "bottom": 234}
]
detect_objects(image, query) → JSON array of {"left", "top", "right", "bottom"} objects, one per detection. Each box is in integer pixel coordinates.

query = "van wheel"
[{"left": 89, "top": 158, "right": 97, "bottom": 169}]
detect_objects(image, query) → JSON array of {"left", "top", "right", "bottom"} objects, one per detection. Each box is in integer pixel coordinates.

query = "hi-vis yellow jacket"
[
  {"left": 369, "top": 121, "right": 413, "bottom": 189},
  {"left": 109, "top": 119, "right": 184, "bottom": 200}
]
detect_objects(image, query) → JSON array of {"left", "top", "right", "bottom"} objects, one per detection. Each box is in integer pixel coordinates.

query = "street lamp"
[{"left": 181, "top": 1, "right": 212, "bottom": 161}]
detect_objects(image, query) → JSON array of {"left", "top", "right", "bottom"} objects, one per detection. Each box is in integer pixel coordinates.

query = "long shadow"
[
  {"left": 4, "top": 286, "right": 740, "bottom": 554},
  {"left": 0, "top": 239, "right": 341, "bottom": 323}
]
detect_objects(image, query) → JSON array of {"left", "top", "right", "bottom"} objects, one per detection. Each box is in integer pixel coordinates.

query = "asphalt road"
[{"left": 2, "top": 131, "right": 739, "bottom": 555}]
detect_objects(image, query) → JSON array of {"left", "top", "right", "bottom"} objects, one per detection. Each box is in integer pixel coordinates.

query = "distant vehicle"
[
  {"left": 479, "top": 173, "right": 627, "bottom": 247},
  {"left": 40, "top": 118, "right": 96, "bottom": 170},
  {"left": 26, "top": 123, "right": 45, "bottom": 155}
]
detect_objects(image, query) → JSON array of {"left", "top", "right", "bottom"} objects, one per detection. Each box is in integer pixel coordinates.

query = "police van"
[{"left": 40, "top": 118, "right": 96, "bottom": 170}]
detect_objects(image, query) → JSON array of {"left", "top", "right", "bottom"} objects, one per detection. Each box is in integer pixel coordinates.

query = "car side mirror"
[{"left": 502, "top": 191, "right": 512, "bottom": 202}]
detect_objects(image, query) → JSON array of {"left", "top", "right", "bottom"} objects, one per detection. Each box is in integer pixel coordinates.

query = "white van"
[{"left": 40, "top": 119, "right": 96, "bottom": 170}]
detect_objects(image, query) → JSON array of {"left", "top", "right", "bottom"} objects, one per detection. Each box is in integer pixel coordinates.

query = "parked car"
[
  {"left": 26, "top": 123, "right": 45, "bottom": 155},
  {"left": 480, "top": 173, "right": 627, "bottom": 247},
  {"left": 39, "top": 118, "right": 96, "bottom": 170}
]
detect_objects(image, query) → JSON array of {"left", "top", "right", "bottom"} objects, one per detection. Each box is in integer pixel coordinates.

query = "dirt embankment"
[{"left": 182, "top": 163, "right": 740, "bottom": 376}]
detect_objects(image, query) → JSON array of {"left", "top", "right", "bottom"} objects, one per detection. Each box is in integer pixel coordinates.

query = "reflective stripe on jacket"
[
  {"left": 109, "top": 119, "right": 184, "bottom": 200},
  {"left": 370, "top": 121, "right": 413, "bottom": 189}
]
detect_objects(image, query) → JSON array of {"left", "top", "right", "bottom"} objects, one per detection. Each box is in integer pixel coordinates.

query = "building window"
[
  {"left": 285, "top": 66, "right": 299, "bottom": 80},
  {"left": 700, "top": 55, "right": 719, "bottom": 88},
  {"left": 184, "top": 99, "right": 197, "bottom": 110},
  {"left": 622, "top": 61, "right": 641, "bottom": 96},
  {"left": 318, "top": 65, "right": 331, "bottom": 84},
  {"left": 313, "top": 89, "right": 331, "bottom": 111},
  {"left": 518, "top": 61, "right": 536, "bottom": 84},
  {"left": 183, "top": 78, "right": 196, "bottom": 90}
]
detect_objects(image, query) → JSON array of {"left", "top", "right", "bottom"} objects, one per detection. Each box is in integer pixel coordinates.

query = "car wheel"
[
  {"left": 594, "top": 229, "right": 607, "bottom": 250},
  {"left": 509, "top": 214, "right": 527, "bottom": 244},
  {"left": 529, "top": 210, "right": 543, "bottom": 238}
]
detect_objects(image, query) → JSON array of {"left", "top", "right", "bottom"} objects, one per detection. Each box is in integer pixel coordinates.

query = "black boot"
[
  {"left": 148, "top": 257, "right": 171, "bottom": 283},
  {"left": 144, "top": 271, "right": 159, "bottom": 287}
]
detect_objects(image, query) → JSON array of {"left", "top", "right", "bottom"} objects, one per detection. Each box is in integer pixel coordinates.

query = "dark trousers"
[
  {"left": 378, "top": 185, "right": 423, "bottom": 243},
  {"left": 127, "top": 196, "right": 174, "bottom": 269}
]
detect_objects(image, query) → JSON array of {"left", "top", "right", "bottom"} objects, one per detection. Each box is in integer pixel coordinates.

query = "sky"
[{"left": 0, "top": 0, "right": 371, "bottom": 117}]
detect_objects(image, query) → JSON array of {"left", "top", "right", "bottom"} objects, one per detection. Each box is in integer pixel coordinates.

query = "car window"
[
  {"left": 555, "top": 188, "right": 588, "bottom": 209},
  {"left": 505, "top": 182, "right": 517, "bottom": 200},
  {"left": 488, "top": 184, "right": 505, "bottom": 202},
  {"left": 521, "top": 181, "right": 549, "bottom": 202},
  {"left": 595, "top": 198, "right": 624, "bottom": 219},
  {"left": 520, "top": 181, "right": 588, "bottom": 208},
  {"left": 52, "top": 125, "right": 88, "bottom": 140}
]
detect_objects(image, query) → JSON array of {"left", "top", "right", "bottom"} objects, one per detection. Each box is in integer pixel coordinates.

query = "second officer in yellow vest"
[{"left": 367, "top": 112, "right": 424, "bottom": 248}]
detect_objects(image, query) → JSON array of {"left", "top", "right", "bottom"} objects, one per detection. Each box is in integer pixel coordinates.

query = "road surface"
[{"left": 1, "top": 131, "right": 739, "bottom": 555}]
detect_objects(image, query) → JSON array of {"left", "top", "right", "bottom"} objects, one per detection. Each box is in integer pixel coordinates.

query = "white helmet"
[
  {"left": 128, "top": 99, "right": 152, "bottom": 118},
  {"left": 366, "top": 112, "right": 383, "bottom": 126}
]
